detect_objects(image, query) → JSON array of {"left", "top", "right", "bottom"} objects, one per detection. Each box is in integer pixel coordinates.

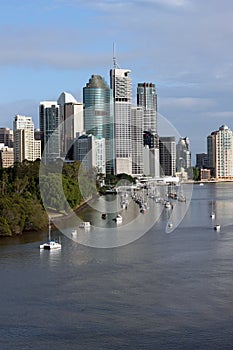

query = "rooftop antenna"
[{"left": 113, "top": 42, "right": 120, "bottom": 68}]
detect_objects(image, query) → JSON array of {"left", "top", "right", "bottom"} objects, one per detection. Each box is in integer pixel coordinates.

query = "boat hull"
[{"left": 40, "top": 241, "right": 61, "bottom": 250}]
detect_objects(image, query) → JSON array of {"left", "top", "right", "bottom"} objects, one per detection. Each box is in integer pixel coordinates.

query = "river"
[{"left": 1, "top": 183, "right": 233, "bottom": 349}]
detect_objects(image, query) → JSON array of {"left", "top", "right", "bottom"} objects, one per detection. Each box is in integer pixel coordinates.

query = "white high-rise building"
[
  {"left": 0, "top": 145, "right": 14, "bottom": 168},
  {"left": 13, "top": 115, "right": 40, "bottom": 163},
  {"left": 207, "top": 125, "right": 233, "bottom": 179},
  {"left": 176, "top": 137, "right": 191, "bottom": 172},
  {"left": 110, "top": 68, "right": 132, "bottom": 175}
]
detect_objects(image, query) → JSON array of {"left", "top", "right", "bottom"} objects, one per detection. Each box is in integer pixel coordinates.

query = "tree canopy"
[{"left": 0, "top": 160, "right": 97, "bottom": 237}]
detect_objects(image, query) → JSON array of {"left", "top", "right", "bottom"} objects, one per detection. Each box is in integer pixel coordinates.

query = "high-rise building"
[
  {"left": 196, "top": 153, "right": 208, "bottom": 169},
  {"left": 176, "top": 137, "right": 191, "bottom": 172},
  {"left": 0, "top": 128, "right": 13, "bottom": 147},
  {"left": 39, "top": 101, "right": 60, "bottom": 164},
  {"left": 0, "top": 145, "right": 14, "bottom": 168},
  {"left": 110, "top": 68, "right": 132, "bottom": 175},
  {"left": 207, "top": 134, "right": 215, "bottom": 173},
  {"left": 137, "top": 82, "right": 157, "bottom": 133},
  {"left": 13, "top": 115, "right": 40, "bottom": 162},
  {"left": 57, "top": 92, "right": 83, "bottom": 159},
  {"left": 74, "top": 133, "right": 106, "bottom": 175},
  {"left": 137, "top": 82, "right": 159, "bottom": 177},
  {"left": 143, "top": 131, "right": 160, "bottom": 177},
  {"left": 207, "top": 125, "right": 233, "bottom": 179},
  {"left": 83, "top": 75, "right": 114, "bottom": 174},
  {"left": 159, "top": 136, "right": 176, "bottom": 176},
  {"left": 131, "top": 106, "right": 144, "bottom": 176}
]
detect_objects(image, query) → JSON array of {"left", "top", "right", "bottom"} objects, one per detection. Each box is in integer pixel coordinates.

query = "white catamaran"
[{"left": 40, "top": 217, "right": 61, "bottom": 250}]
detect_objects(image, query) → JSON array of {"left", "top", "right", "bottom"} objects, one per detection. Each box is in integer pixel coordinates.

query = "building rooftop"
[{"left": 86, "top": 75, "right": 109, "bottom": 89}]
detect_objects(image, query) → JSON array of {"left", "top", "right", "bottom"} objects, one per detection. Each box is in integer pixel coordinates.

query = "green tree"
[{"left": 0, "top": 217, "right": 12, "bottom": 236}]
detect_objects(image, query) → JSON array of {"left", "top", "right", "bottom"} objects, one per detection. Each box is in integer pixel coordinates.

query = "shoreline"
[
  {"left": 0, "top": 195, "right": 98, "bottom": 239},
  {"left": 183, "top": 179, "right": 233, "bottom": 184},
  {"left": 47, "top": 195, "right": 99, "bottom": 227},
  {"left": 195, "top": 180, "right": 233, "bottom": 184},
  {"left": 47, "top": 194, "right": 98, "bottom": 219}
]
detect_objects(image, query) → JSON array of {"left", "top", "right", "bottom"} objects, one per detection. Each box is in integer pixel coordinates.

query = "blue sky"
[{"left": 1, "top": 0, "right": 233, "bottom": 161}]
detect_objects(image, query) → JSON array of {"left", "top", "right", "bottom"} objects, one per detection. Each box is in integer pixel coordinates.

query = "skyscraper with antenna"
[
  {"left": 113, "top": 42, "right": 119, "bottom": 69},
  {"left": 110, "top": 44, "right": 132, "bottom": 174}
]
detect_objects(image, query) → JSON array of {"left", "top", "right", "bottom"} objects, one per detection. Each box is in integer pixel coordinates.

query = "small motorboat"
[
  {"left": 114, "top": 214, "right": 122, "bottom": 224},
  {"left": 214, "top": 224, "right": 221, "bottom": 231},
  {"left": 164, "top": 201, "right": 171, "bottom": 209}
]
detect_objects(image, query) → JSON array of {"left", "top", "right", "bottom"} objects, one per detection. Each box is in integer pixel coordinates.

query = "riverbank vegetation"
[{"left": 0, "top": 160, "right": 96, "bottom": 237}]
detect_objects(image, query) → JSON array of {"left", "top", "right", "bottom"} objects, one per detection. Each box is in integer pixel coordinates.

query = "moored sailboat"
[{"left": 40, "top": 217, "right": 61, "bottom": 250}]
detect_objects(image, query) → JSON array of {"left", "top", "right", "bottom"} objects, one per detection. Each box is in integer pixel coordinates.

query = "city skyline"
[{"left": 1, "top": 1, "right": 233, "bottom": 160}]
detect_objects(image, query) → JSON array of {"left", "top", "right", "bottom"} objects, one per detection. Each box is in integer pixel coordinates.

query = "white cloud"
[
  {"left": 55, "top": 0, "right": 190, "bottom": 10},
  {"left": 158, "top": 97, "right": 216, "bottom": 111},
  {"left": 202, "top": 111, "right": 233, "bottom": 120},
  {"left": 144, "top": 0, "right": 189, "bottom": 7},
  {"left": 0, "top": 26, "right": 110, "bottom": 70}
]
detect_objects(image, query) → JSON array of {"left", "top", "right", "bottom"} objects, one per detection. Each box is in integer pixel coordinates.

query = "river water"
[{"left": 1, "top": 183, "right": 233, "bottom": 349}]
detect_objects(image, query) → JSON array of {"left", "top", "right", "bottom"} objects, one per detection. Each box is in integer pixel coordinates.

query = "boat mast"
[{"left": 48, "top": 216, "right": 51, "bottom": 241}]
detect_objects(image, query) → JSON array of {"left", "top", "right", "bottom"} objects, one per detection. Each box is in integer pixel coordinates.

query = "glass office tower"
[
  {"left": 83, "top": 75, "right": 114, "bottom": 174},
  {"left": 137, "top": 82, "right": 157, "bottom": 133}
]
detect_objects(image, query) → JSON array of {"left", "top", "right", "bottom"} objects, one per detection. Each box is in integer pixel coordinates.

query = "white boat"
[
  {"left": 40, "top": 217, "right": 61, "bottom": 250},
  {"left": 214, "top": 224, "right": 221, "bottom": 231},
  {"left": 114, "top": 214, "right": 123, "bottom": 224},
  {"left": 164, "top": 201, "right": 172, "bottom": 209},
  {"left": 40, "top": 240, "right": 62, "bottom": 250},
  {"left": 199, "top": 183, "right": 204, "bottom": 186},
  {"left": 79, "top": 221, "right": 91, "bottom": 229}
]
